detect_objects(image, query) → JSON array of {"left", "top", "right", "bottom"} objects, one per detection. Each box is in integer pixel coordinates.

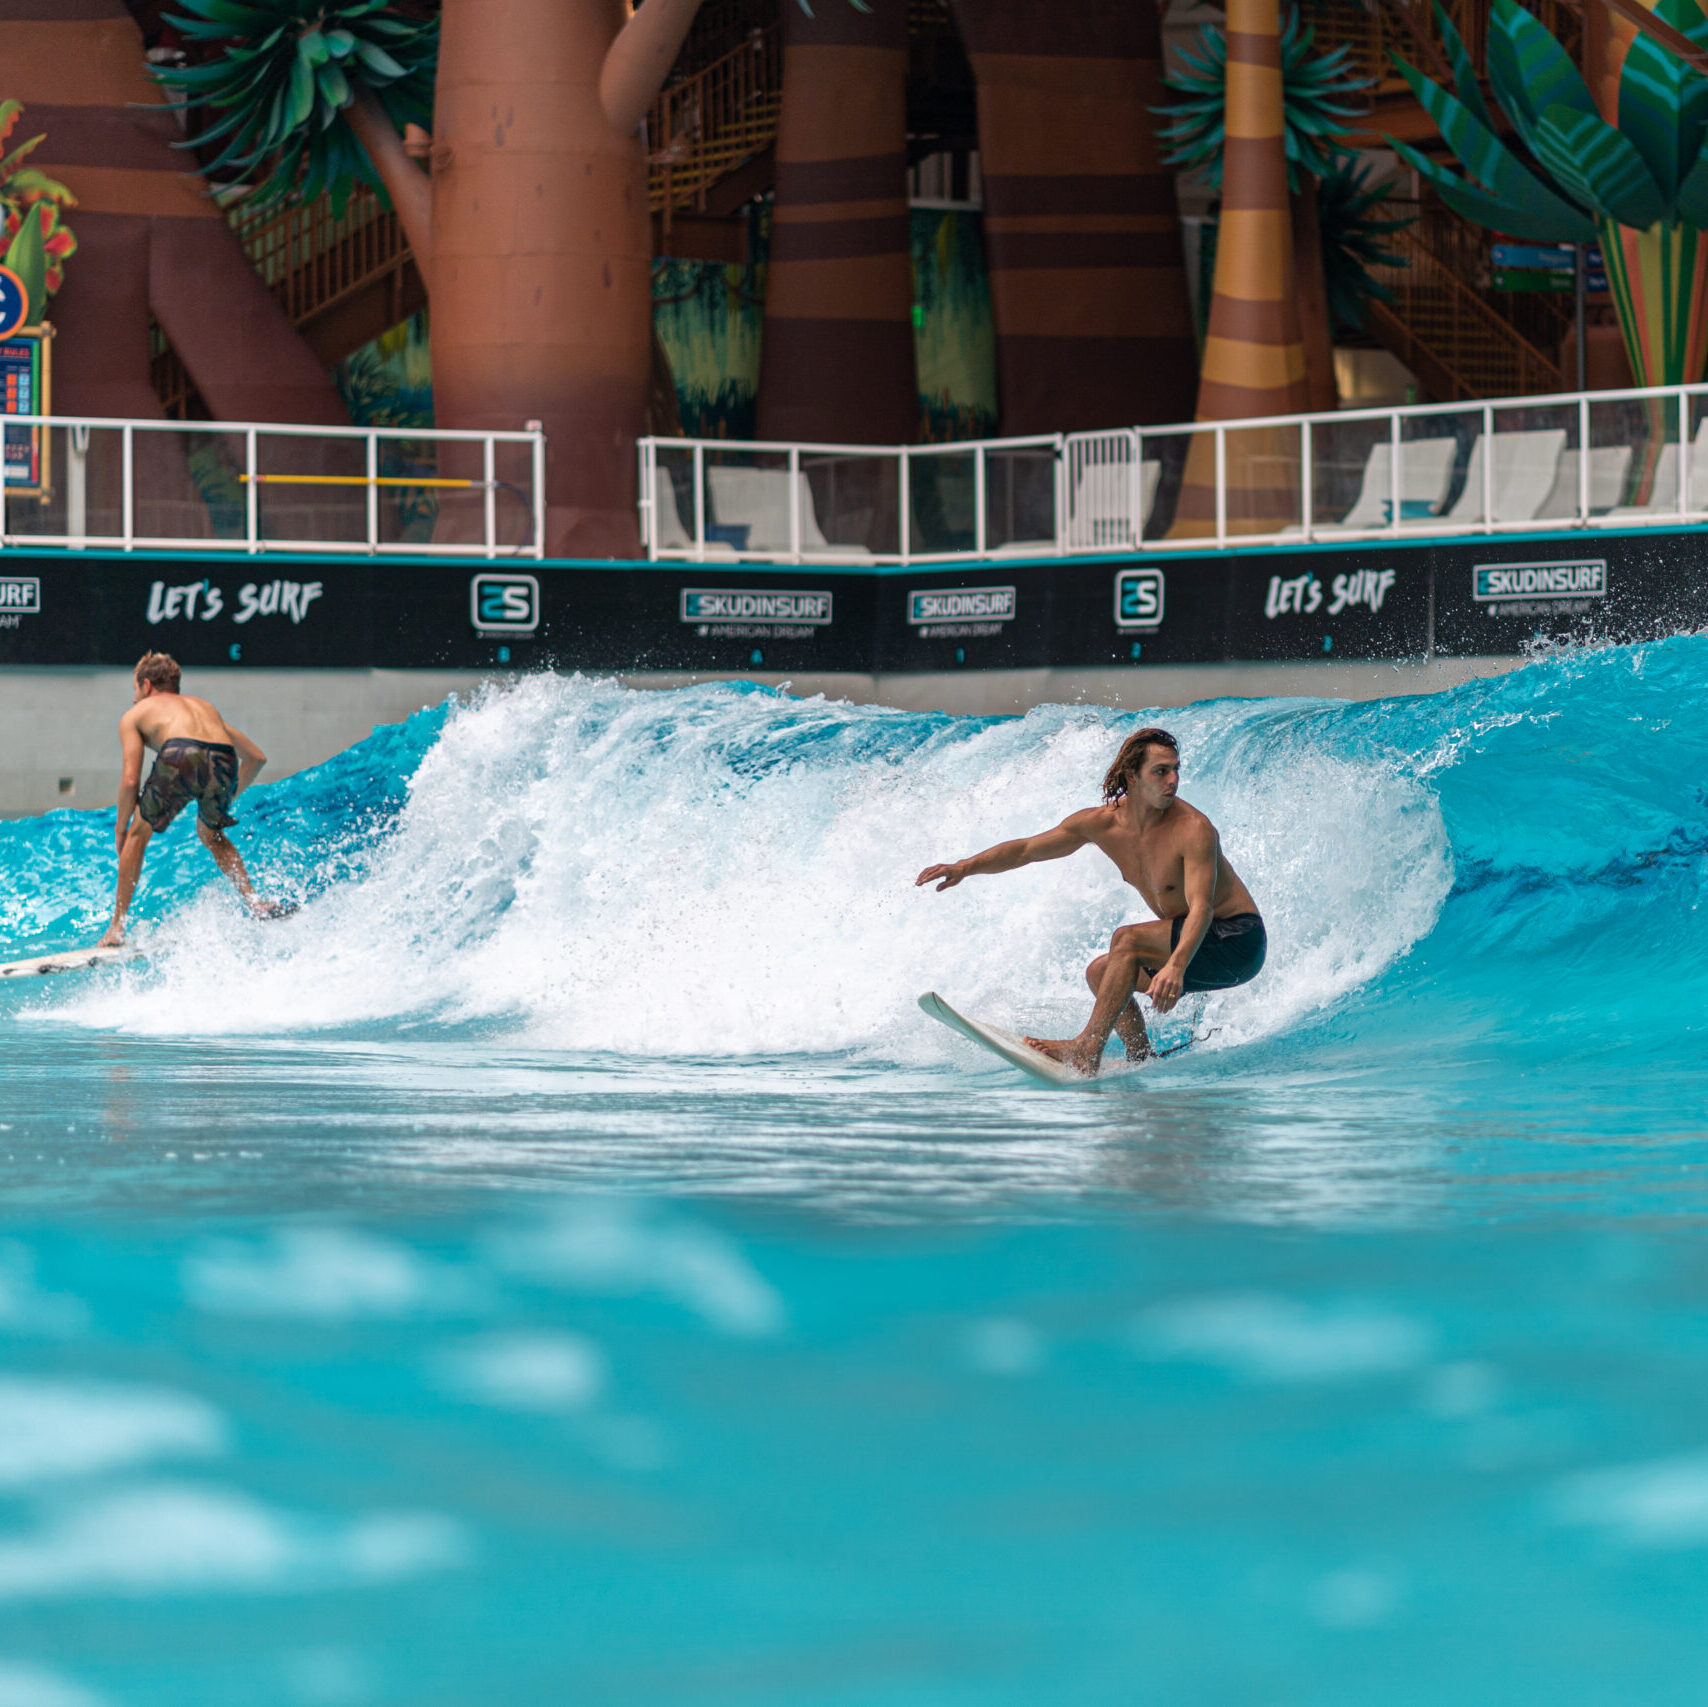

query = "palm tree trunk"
[
  {"left": 948, "top": 0, "right": 1198, "bottom": 432},
  {"left": 756, "top": 0, "right": 916, "bottom": 444},
  {"left": 1171, "top": 0, "right": 1308, "bottom": 537},
  {"left": 1292, "top": 175, "right": 1338, "bottom": 412}
]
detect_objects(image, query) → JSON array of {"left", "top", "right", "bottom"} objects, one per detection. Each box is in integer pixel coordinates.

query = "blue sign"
[
  {"left": 1491, "top": 242, "right": 1603, "bottom": 272},
  {"left": 0, "top": 266, "right": 26, "bottom": 339}
]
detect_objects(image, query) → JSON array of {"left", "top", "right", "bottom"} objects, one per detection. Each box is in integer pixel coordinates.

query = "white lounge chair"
[
  {"left": 1067, "top": 459, "right": 1162, "bottom": 548},
  {"left": 1535, "top": 445, "right": 1636, "bottom": 520},
  {"left": 706, "top": 466, "right": 873, "bottom": 558},
  {"left": 651, "top": 468, "right": 737, "bottom": 557},
  {"left": 1439, "top": 428, "right": 1566, "bottom": 524},
  {"left": 1308, "top": 436, "right": 1457, "bottom": 533},
  {"left": 1604, "top": 420, "right": 1708, "bottom": 519}
]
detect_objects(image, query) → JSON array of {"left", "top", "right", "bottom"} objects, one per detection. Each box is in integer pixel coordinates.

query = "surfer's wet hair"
[
  {"left": 1103, "top": 727, "right": 1179, "bottom": 802},
  {"left": 134, "top": 651, "right": 181, "bottom": 695}
]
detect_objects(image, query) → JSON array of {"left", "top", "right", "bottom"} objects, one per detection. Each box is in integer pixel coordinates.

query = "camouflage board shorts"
[{"left": 138, "top": 739, "right": 239, "bottom": 832}]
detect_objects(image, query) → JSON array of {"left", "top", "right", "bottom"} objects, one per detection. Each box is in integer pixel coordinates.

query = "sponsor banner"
[
  {"left": 471, "top": 572, "right": 540, "bottom": 635},
  {"left": 1113, "top": 568, "right": 1165, "bottom": 632},
  {"left": 1472, "top": 560, "right": 1606, "bottom": 606},
  {"left": 0, "top": 574, "right": 40, "bottom": 629},
  {"left": 680, "top": 588, "right": 833, "bottom": 634},
  {"left": 1229, "top": 557, "right": 1429, "bottom": 661},
  {"left": 906, "top": 584, "right": 1016, "bottom": 638}
]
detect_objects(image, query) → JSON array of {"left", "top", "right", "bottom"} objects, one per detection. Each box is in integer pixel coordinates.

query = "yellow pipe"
[{"left": 237, "top": 474, "right": 493, "bottom": 489}]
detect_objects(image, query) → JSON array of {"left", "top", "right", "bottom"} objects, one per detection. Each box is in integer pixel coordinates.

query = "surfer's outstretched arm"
[{"left": 916, "top": 809, "right": 1099, "bottom": 892}]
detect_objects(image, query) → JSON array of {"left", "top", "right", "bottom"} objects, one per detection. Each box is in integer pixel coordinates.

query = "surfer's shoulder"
[{"left": 1061, "top": 804, "right": 1114, "bottom": 839}]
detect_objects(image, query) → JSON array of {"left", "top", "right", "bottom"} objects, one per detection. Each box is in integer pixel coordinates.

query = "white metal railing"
[
  {"left": 0, "top": 414, "right": 547, "bottom": 559},
  {"left": 639, "top": 379, "right": 1708, "bottom": 564}
]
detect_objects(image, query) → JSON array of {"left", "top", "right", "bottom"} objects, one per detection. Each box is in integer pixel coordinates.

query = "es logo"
[
  {"left": 471, "top": 573, "right": 540, "bottom": 635},
  {"left": 1114, "top": 568, "right": 1165, "bottom": 631}
]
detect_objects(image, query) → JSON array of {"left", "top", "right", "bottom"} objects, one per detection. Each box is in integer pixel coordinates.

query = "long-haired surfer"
[
  {"left": 98, "top": 652, "right": 286, "bottom": 946},
  {"left": 914, "top": 727, "right": 1265, "bottom": 1076}
]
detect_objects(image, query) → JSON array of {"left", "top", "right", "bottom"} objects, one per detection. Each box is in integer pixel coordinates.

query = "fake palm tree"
[
  {"left": 1159, "top": 2, "right": 1374, "bottom": 412},
  {"left": 1392, "top": 0, "right": 1708, "bottom": 391},
  {"left": 162, "top": 0, "right": 718, "bottom": 557},
  {"left": 0, "top": 101, "right": 77, "bottom": 322}
]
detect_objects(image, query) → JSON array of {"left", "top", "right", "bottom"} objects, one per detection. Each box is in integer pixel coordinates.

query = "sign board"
[
  {"left": 0, "top": 266, "right": 27, "bottom": 340},
  {"left": 1494, "top": 268, "right": 1608, "bottom": 294},
  {"left": 0, "top": 326, "right": 49, "bottom": 495},
  {"left": 1491, "top": 242, "right": 1603, "bottom": 271}
]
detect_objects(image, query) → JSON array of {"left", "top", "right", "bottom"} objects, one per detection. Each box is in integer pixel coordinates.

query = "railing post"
[
  {"left": 974, "top": 443, "right": 987, "bottom": 557},
  {"left": 788, "top": 445, "right": 801, "bottom": 561},
  {"left": 121, "top": 423, "right": 134, "bottom": 550},
  {"left": 693, "top": 441, "right": 706, "bottom": 560},
  {"left": 1132, "top": 428, "right": 1144, "bottom": 546},
  {"left": 1389, "top": 412, "right": 1401, "bottom": 536},
  {"left": 1577, "top": 394, "right": 1590, "bottom": 524},
  {"left": 898, "top": 447, "right": 910, "bottom": 562},
  {"left": 1681, "top": 389, "right": 1692, "bottom": 516},
  {"left": 1301, "top": 417, "right": 1313, "bottom": 538},
  {"left": 245, "top": 428, "right": 259, "bottom": 552},
  {"left": 530, "top": 423, "right": 545, "bottom": 559},
  {"left": 68, "top": 423, "right": 89, "bottom": 549},
  {"left": 365, "top": 431, "right": 379, "bottom": 553},
  {"left": 482, "top": 434, "right": 497, "bottom": 558},
  {"left": 1214, "top": 427, "right": 1227, "bottom": 547},
  {"left": 1481, "top": 402, "right": 1494, "bottom": 527},
  {"left": 1053, "top": 431, "right": 1065, "bottom": 555}
]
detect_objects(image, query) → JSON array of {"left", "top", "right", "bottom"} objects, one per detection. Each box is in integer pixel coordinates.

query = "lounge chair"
[
  {"left": 1299, "top": 436, "right": 1457, "bottom": 534},
  {"left": 706, "top": 466, "right": 873, "bottom": 558},
  {"left": 1535, "top": 445, "right": 1636, "bottom": 520},
  {"left": 1439, "top": 428, "right": 1567, "bottom": 524},
  {"left": 1604, "top": 420, "right": 1708, "bottom": 519},
  {"left": 1067, "top": 459, "right": 1162, "bottom": 548}
]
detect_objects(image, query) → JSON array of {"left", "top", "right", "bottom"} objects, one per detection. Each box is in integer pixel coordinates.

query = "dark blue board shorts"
[{"left": 1160, "top": 911, "right": 1267, "bottom": 992}]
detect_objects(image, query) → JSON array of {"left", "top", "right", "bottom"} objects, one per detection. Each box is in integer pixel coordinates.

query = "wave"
[{"left": 8, "top": 634, "right": 1708, "bottom": 1063}]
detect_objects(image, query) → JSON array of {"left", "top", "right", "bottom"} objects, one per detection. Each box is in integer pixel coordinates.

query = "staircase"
[
  {"left": 649, "top": 21, "right": 782, "bottom": 228},
  {"left": 1365, "top": 196, "right": 1571, "bottom": 402}
]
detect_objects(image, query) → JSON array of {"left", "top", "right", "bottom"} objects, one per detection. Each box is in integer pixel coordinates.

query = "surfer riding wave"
[{"left": 916, "top": 727, "right": 1265, "bottom": 1076}]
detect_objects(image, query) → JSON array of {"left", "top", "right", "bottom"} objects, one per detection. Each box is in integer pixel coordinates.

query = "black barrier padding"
[{"left": 4, "top": 531, "right": 1708, "bottom": 678}]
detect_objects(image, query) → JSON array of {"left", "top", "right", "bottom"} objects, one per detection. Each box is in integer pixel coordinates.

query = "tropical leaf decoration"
[
  {"left": 1156, "top": 4, "right": 1374, "bottom": 191},
  {"left": 156, "top": 0, "right": 436, "bottom": 214},
  {"left": 0, "top": 100, "right": 78, "bottom": 319},
  {"left": 1317, "top": 160, "right": 1414, "bottom": 332},
  {"left": 1392, "top": 0, "right": 1708, "bottom": 386}
]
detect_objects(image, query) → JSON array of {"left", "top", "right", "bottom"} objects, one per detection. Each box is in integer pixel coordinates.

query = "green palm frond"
[
  {"left": 1317, "top": 161, "right": 1412, "bottom": 332},
  {"left": 156, "top": 0, "right": 436, "bottom": 214},
  {"left": 1157, "top": 3, "right": 1374, "bottom": 191},
  {"left": 1395, "top": 0, "right": 1708, "bottom": 236},
  {"left": 0, "top": 101, "right": 78, "bottom": 312}
]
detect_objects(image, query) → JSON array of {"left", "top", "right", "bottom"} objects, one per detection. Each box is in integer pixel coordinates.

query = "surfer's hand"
[
  {"left": 916, "top": 862, "right": 965, "bottom": 891},
  {"left": 1148, "top": 964, "right": 1185, "bottom": 1014}
]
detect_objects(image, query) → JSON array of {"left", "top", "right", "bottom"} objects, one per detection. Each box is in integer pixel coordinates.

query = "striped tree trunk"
[
  {"left": 11, "top": 1, "right": 347, "bottom": 427},
  {"left": 755, "top": 0, "right": 916, "bottom": 444},
  {"left": 1171, "top": 0, "right": 1308, "bottom": 538},
  {"left": 948, "top": 0, "right": 1198, "bottom": 432}
]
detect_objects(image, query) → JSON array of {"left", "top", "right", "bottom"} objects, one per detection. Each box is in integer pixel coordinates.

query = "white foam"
[
  {"left": 45, "top": 676, "right": 1451, "bottom": 1058},
  {"left": 184, "top": 1227, "right": 467, "bottom": 1319},
  {"left": 1549, "top": 1450, "right": 1708, "bottom": 1547},
  {"left": 489, "top": 1201, "right": 784, "bottom": 1337},
  {"left": 0, "top": 1666, "right": 107, "bottom": 1707},
  {"left": 1135, "top": 1291, "right": 1436, "bottom": 1382},
  {"left": 0, "top": 1484, "right": 466, "bottom": 1599},
  {"left": 434, "top": 1331, "right": 607, "bottom": 1411},
  {"left": 0, "top": 1378, "right": 223, "bottom": 1485}
]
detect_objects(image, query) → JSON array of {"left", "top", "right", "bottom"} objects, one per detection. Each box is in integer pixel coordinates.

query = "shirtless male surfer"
[
  {"left": 915, "top": 727, "right": 1265, "bottom": 1076},
  {"left": 99, "top": 651, "right": 282, "bottom": 946}
]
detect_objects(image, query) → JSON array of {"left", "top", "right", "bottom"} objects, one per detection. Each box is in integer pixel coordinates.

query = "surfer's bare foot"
[
  {"left": 249, "top": 898, "right": 298, "bottom": 922},
  {"left": 97, "top": 926, "right": 124, "bottom": 949},
  {"left": 1023, "top": 1035, "right": 1104, "bottom": 1077}
]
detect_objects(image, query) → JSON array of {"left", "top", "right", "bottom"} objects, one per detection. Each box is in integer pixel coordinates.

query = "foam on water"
[{"left": 15, "top": 672, "right": 1452, "bottom": 1058}]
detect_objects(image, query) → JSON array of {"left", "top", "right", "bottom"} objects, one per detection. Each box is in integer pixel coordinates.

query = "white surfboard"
[
  {"left": 0, "top": 945, "right": 133, "bottom": 979},
  {"left": 918, "top": 991, "right": 1092, "bottom": 1086}
]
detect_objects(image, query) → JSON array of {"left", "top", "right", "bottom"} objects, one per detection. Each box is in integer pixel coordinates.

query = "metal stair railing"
[{"left": 649, "top": 22, "right": 783, "bottom": 220}]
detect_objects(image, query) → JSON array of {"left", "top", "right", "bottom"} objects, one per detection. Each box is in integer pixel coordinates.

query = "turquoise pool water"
[{"left": 3, "top": 643, "right": 1708, "bottom": 1704}]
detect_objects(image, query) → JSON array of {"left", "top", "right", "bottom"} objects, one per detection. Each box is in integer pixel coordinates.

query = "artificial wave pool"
[{"left": 4, "top": 645, "right": 1708, "bottom": 1704}]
